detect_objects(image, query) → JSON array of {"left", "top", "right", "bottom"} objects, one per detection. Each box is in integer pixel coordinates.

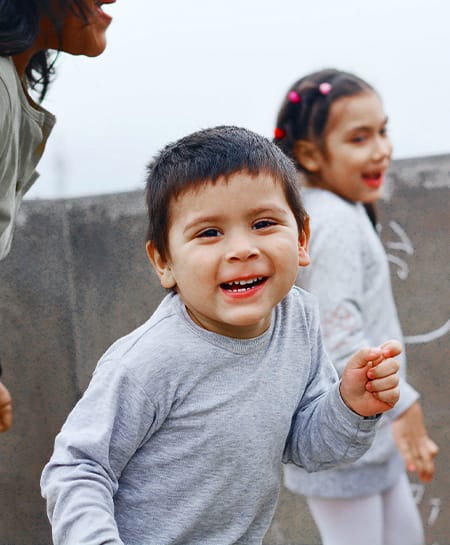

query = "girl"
[
  {"left": 273, "top": 69, "right": 439, "bottom": 545},
  {"left": 0, "top": 0, "right": 115, "bottom": 431}
]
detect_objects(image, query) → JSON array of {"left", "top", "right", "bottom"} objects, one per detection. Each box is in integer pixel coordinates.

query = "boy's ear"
[
  {"left": 294, "top": 140, "right": 322, "bottom": 173},
  {"left": 145, "top": 241, "right": 176, "bottom": 289},
  {"left": 298, "top": 216, "right": 311, "bottom": 267}
]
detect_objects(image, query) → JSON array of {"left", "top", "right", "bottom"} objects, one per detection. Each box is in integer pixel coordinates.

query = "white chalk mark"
[
  {"left": 387, "top": 254, "right": 410, "bottom": 280},
  {"left": 404, "top": 319, "right": 450, "bottom": 345},
  {"left": 387, "top": 221, "right": 414, "bottom": 255},
  {"left": 410, "top": 483, "right": 425, "bottom": 505},
  {"left": 428, "top": 498, "right": 442, "bottom": 526}
]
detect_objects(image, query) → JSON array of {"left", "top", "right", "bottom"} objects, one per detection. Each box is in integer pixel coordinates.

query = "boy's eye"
[
  {"left": 380, "top": 127, "right": 388, "bottom": 136},
  {"left": 253, "top": 219, "right": 276, "bottom": 230},
  {"left": 197, "top": 228, "right": 221, "bottom": 238}
]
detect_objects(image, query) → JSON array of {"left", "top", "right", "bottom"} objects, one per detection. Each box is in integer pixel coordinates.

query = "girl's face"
[
  {"left": 39, "top": 0, "right": 115, "bottom": 57},
  {"left": 306, "top": 91, "right": 392, "bottom": 203}
]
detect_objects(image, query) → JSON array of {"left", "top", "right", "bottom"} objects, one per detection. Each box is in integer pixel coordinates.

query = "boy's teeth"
[
  {"left": 230, "top": 277, "right": 262, "bottom": 286},
  {"left": 222, "top": 277, "right": 264, "bottom": 291}
]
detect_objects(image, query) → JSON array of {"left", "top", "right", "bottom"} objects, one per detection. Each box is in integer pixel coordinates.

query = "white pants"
[{"left": 306, "top": 472, "right": 424, "bottom": 545}]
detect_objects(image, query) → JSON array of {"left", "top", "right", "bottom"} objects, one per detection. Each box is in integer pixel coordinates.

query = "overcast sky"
[{"left": 27, "top": 0, "right": 450, "bottom": 199}]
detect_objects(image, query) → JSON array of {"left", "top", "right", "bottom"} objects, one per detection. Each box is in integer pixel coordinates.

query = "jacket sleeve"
[
  {"left": 41, "top": 361, "right": 159, "bottom": 545},
  {"left": 283, "top": 302, "right": 379, "bottom": 471}
]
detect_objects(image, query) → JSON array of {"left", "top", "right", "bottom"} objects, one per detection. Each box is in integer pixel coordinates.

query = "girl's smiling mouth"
[{"left": 362, "top": 172, "right": 384, "bottom": 188}]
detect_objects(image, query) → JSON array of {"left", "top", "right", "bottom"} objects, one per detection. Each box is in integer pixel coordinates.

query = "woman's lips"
[{"left": 95, "top": 1, "right": 114, "bottom": 25}]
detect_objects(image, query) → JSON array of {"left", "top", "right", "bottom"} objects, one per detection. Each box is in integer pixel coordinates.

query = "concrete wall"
[{"left": 0, "top": 154, "right": 448, "bottom": 545}]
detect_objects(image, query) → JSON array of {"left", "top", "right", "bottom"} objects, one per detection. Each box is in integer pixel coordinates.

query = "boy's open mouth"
[{"left": 220, "top": 277, "right": 266, "bottom": 293}]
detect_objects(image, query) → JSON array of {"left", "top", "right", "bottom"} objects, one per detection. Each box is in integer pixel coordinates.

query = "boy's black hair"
[
  {"left": 145, "top": 125, "right": 307, "bottom": 261},
  {"left": 0, "top": 0, "right": 90, "bottom": 101}
]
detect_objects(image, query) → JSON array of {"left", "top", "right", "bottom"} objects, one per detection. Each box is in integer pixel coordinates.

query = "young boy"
[{"left": 41, "top": 126, "right": 401, "bottom": 545}]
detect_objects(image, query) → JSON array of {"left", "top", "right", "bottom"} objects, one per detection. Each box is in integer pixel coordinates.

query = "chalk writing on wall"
[
  {"left": 411, "top": 483, "right": 443, "bottom": 545},
  {"left": 381, "top": 220, "right": 450, "bottom": 345}
]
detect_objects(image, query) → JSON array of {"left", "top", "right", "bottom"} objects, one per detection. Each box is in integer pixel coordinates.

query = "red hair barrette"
[{"left": 274, "top": 127, "right": 286, "bottom": 140}]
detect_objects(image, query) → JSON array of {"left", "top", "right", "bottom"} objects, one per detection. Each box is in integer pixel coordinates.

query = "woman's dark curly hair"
[{"left": 0, "top": 0, "right": 90, "bottom": 100}]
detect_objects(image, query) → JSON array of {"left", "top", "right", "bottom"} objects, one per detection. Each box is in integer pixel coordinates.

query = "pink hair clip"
[
  {"left": 319, "top": 82, "right": 332, "bottom": 96},
  {"left": 274, "top": 127, "right": 286, "bottom": 140},
  {"left": 288, "top": 90, "right": 301, "bottom": 103}
]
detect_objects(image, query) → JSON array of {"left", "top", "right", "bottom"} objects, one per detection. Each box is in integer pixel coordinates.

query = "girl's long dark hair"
[{"left": 0, "top": 0, "right": 90, "bottom": 100}]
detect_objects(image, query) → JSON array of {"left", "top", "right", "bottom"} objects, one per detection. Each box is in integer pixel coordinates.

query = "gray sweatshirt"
[
  {"left": 41, "top": 287, "right": 379, "bottom": 545},
  {"left": 284, "top": 188, "right": 419, "bottom": 499}
]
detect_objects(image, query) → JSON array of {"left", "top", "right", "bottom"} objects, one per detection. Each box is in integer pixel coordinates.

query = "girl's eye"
[
  {"left": 380, "top": 127, "right": 388, "bottom": 136},
  {"left": 197, "top": 228, "right": 221, "bottom": 238},
  {"left": 352, "top": 135, "right": 366, "bottom": 143},
  {"left": 253, "top": 219, "right": 276, "bottom": 230}
]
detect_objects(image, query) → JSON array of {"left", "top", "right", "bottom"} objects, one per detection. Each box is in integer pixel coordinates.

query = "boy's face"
[{"left": 147, "top": 171, "right": 310, "bottom": 339}]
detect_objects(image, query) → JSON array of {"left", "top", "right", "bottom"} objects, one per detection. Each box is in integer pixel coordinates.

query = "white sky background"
[{"left": 27, "top": 0, "right": 450, "bottom": 199}]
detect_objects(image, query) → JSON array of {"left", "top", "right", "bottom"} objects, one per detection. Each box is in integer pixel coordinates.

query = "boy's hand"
[
  {"left": 393, "top": 400, "right": 439, "bottom": 483},
  {"left": 0, "top": 381, "right": 12, "bottom": 432},
  {"left": 340, "top": 340, "right": 401, "bottom": 417}
]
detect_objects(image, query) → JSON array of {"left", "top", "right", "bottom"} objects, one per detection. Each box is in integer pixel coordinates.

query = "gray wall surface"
[{"left": 0, "top": 154, "right": 448, "bottom": 545}]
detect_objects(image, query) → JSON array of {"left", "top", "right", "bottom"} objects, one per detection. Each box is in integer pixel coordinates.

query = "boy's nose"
[{"left": 225, "top": 236, "right": 260, "bottom": 261}]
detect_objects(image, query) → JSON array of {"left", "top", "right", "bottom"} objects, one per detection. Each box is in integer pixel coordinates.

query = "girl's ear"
[
  {"left": 145, "top": 241, "right": 176, "bottom": 289},
  {"left": 298, "top": 216, "right": 311, "bottom": 267},
  {"left": 294, "top": 140, "right": 322, "bottom": 173}
]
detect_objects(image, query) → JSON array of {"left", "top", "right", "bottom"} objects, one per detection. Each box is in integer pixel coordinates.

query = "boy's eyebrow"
[{"left": 183, "top": 205, "right": 290, "bottom": 233}]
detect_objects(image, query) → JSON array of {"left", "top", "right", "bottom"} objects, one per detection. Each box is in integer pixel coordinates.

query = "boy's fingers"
[
  {"left": 366, "top": 374, "right": 399, "bottom": 393},
  {"left": 347, "top": 347, "right": 382, "bottom": 370},
  {"left": 379, "top": 339, "right": 402, "bottom": 358},
  {"left": 367, "top": 357, "right": 399, "bottom": 379},
  {"left": 370, "top": 386, "right": 400, "bottom": 407}
]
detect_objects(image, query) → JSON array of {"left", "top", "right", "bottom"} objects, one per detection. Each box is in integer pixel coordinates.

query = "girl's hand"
[
  {"left": 340, "top": 340, "right": 401, "bottom": 417},
  {"left": 393, "top": 400, "right": 439, "bottom": 483},
  {"left": 0, "top": 381, "right": 12, "bottom": 432}
]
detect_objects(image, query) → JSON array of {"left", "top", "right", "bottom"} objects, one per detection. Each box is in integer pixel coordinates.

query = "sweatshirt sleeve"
[
  {"left": 283, "top": 301, "right": 379, "bottom": 471},
  {"left": 41, "top": 360, "right": 159, "bottom": 545}
]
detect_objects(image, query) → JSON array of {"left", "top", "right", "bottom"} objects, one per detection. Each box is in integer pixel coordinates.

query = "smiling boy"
[{"left": 41, "top": 126, "right": 401, "bottom": 545}]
